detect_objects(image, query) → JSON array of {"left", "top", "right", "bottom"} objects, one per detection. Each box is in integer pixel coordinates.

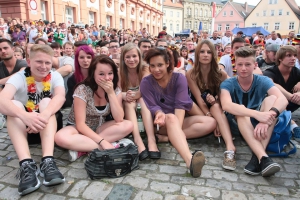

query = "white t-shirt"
[
  {"left": 266, "top": 38, "right": 282, "bottom": 45},
  {"left": 222, "top": 36, "right": 231, "bottom": 47},
  {"left": 219, "top": 54, "right": 233, "bottom": 77},
  {"left": 28, "top": 28, "right": 38, "bottom": 43},
  {"left": 61, "top": 29, "right": 68, "bottom": 44},
  {"left": 6, "top": 70, "right": 64, "bottom": 106},
  {"left": 0, "top": 24, "right": 8, "bottom": 33},
  {"left": 209, "top": 37, "right": 221, "bottom": 45}
]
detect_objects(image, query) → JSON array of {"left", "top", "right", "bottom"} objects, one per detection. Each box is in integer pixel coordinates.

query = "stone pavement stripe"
[
  {"left": 106, "top": 184, "right": 133, "bottom": 200},
  {"left": 206, "top": 179, "right": 232, "bottom": 190},
  {"left": 41, "top": 194, "right": 66, "bottom": 200},
  {"left": 222, "top": 190, "right": 247, "bottom": 200},
  {"left": 67, "top": 180, "right": 90, "bottom": 197},
  {"left": 122, "top": 176, "right": 149, "bottom": 189},
  {"left": 258, "top": 186, "right": 289, "bottom": 196},
  {"left": 82, "top": 182, "right": 113, "bottom": 200},
  {"left": 150, "top": 181, "right": 181, "bottom": 193},
  {"left": 164, "top": 194, "right": 194, "bottom": 200},
  {"left": 0, "top": 166, "right": 14, "bottom": 179},
  {"left": 133, "top": 190, "right": 163, "bottom": 200},
  {"left": 0, "top": 186, "right": 20, "bottom": 200},
  {"left": 170, "top": 176, "right": 205, "bottom": 186},
  {"left": 181, "top": 185, "right": 221, "bottom": 198}
]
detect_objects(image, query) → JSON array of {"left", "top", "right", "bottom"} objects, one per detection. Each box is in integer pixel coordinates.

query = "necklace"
[{"left": 24, "top": 67, "right": 51, "bottom": 112}]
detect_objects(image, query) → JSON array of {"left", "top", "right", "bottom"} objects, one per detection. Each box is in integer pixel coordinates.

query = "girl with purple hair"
[{"left": 64, "top": 45, "right": 94, "bottom": 107}]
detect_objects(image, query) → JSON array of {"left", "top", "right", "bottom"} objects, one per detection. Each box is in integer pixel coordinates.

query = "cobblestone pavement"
[{"left": 0, "top": 108, "right": 299, "bottom": 200}]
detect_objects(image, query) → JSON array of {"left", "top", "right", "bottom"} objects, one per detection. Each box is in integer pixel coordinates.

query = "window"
[
  {"left": 204, "top": 22, "right": 207, "bottom": 30},
  {"left": 209, "top": 11, "right": 211, "bottom": 17},
  {"left": 177, "top": 12, "right": 179, "bottom": 17},
  {"left": 223, "top": 11, "right": 226, "bottom": 16},
  {"left": 195, "top": 9, "right": 198, "bottom": 17},
  {"left": 274, "top": 0, "right": 278, "bottom": 3},
  {"left": 176, "top": 23, "right": 179, "bottom": 31},
  {"left": 205, "top": 10, "right": 207, "bottom": 17},
  {"left": 287, "top": 12, "right": 290, "bottom": 15},
  {"left": 89, "top": 12, "right": 95, "bottom": 25},
  {"left": 256, "top": 13, "right": 259, "bottom": 17},
  {"left": 170, "top": 23, "right": 173, "bottom": 31},
  {"left": 275, "top": 22, "right": 280, "bottom": 30},
  {"left": 264, "top": 23, "right": 269, "bottom": 30},
  {"left": 106, "top": 15, "right": 111, "bottom": 28},
  {"left": 271, "top": 10, "right": 274, "bottom": 16},
  {"left": 263, "top": 10, "right": 266, "bottom": 16},
  {"left": 195, "top": 21, "right": 198, "bottom": 29},
  {"left": 235, "top": 24, "right": 239, "bottom": 28},
  {"left": 187, "top": 8, "right": 191, "bottom": 15},
  {"left": 252, "top": 23, "right": 257, "bottom": 27},
  {"left": 65, "top": 7, "right": 74, "bottom": 24},
  {"left": 269, "top": 0, "right": 272, "bottom": 3},
  {"left": 225, "top": 24, "right": 230, "bottom": 30},
  {"left": 279, "top": 9, "right": 282, "bottom": 16},
  {"left": 289, "top": 22, "right": 295, "bottom": 30},
  {"left": 163, "top": 22, "right": 166, "bottom": 27},
  {"left": 170, "top": 11, "right": 173, "bottom": 17},
  {"left": 230, "top": 11, "right": 233, "bottom": 16},
  {"left": 185, "top": 21, "right": 188, "bottom": 28},
  {"left": 120, "top": 19, "right": 124, "bottom": 29},
  {"left": 41, "top": 1, "right": 46, "bottom": 20},
  {"left": 163, "top": 10, "right": 166, "bottom": 16},
  {"left": 188, "top": 21, "right": 191, "bottom": 29},
  {"left": 217, "top": 24, "right": 222, "bottom": 31},
  {"left": 200, "top": 9, "right": 203, "bottom": 17}
]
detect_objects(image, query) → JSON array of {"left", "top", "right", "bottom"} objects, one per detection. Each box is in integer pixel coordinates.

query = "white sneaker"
[
  {"left": 0, "top": 114, "right": 6, "bottom": 130},
  {"left": 68, "top": 150, "right": 78, "bottom": 162}
]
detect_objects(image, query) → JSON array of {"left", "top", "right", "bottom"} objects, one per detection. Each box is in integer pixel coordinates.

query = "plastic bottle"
[{"left": 136, "top": 103, "right": 145, "bottom": 133}]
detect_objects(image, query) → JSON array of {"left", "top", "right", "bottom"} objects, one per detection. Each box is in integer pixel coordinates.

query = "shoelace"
[
  {"left": 225, "top": 151, "right": 235, "bottom": 160},
  {"left": 40, "top": 159, "right": 58, "bottom": 175},
  {"left": 16, "top": 162, "right": 37, "bottom": 182}
]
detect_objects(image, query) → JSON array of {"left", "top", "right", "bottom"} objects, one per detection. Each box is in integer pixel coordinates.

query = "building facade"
[
  {"left": 245, "top": 0, "right": 300, "bottom": 35},
  {"left": 0, "top": 0, "right": 163, "bottom": 35},
  {"left": 162, "top": 0, "right": 183, "bottom": 36},
  {"left": 181, "top": 0, "right": 223, "bottom": 34},
  {"left": 214, "top": 0, "right": 254, "bottom": 34}
]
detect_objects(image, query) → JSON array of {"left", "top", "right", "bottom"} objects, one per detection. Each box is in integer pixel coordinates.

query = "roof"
[
  {"left": 194, "top": 0, "right": 224, "bottom": 5},
  {"left": 163, "top": 0, "right": 183, "bottom": 8},
  {"left": 230, "top": 2, "right": 255, "bottom": 19},
  {"left": 286, "top": 0, "right": 300, "bottom": 20}
]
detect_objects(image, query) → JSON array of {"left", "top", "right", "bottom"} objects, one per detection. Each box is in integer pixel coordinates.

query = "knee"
[
  {"left": 122, "top": 120, "right": 134, "bottom": 134},
  {"left": 39, "top": 98, "right": 51, "bottom": 111},
  {"left": 12, "top": 100, "right": 24, "bottom": 109},
  {"left": 263, "top": 95, "right": 277, "bottom": 105},
  {"left": 206, "top": 116, "right": 217, "bottom": 128},
  {"left": 54, "top": 130, "right": 69, "bottom": 147},
  {"left": 165, "top": 114, "right": 178, "bottom": 124}
]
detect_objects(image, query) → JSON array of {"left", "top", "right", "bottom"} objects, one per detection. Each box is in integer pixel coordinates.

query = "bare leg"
[
  {"left": 210, "top": 103, "right": 235, "bottom": 151},
  {"left": 123, "top": 101, "right": 145, "bottom": 153},
  {"left": 7, "top": 100, "right": 31, "bottom": 161},
  {"left": 139, "top": 98, "right": 158, "bottom": 152}
]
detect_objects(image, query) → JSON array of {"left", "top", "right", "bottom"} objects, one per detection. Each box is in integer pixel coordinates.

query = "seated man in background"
[
  {"left": 264, "top": 45, "right": 300, "bottom": 140},
  {"left": 0, "top": 44, "right": 65, "bottom": 196},
  {"left": 220, "top": 47, "right": 287, "bottom": 177}
]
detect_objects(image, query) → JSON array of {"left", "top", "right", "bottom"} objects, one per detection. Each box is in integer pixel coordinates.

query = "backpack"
[{"left": 266, "top": 110, "right": 297, "bottom": 157}]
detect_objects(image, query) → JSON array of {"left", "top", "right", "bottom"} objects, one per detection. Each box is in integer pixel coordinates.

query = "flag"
[{"left": 198, "top": 22, "right": 203, "bottom": 34}]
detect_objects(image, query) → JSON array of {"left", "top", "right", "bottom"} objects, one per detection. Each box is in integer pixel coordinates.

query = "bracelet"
[
  {"left": 205, "top": 112, "right": 211, "bottom": 116},
  {"left": 98, "top": 138, "right": 104, "bottom": 145},
  {"left": 269, "top": 107, "right": 280, "bottom": 118}
]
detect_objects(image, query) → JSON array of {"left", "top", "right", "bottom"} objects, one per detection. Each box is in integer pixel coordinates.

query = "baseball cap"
[{"left": 265, "top": 44, "right": 280, "bottom": 52}]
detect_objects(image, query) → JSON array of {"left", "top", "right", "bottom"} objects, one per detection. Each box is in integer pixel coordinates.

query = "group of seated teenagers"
[{"left": 0, "top": 35, "right": 299, "bottom": 196}]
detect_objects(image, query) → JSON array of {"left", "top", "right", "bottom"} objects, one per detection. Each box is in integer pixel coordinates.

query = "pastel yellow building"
[{"left": 245, "top": 0, "right": 300, "bottom": 35}]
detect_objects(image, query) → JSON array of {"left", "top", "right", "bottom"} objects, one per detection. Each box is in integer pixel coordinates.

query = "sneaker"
[
  {"left": 260, "top": 156, "right": 281, "bottom": 177},
  {"left": 293, "top": 127, "right": 300, "bottom": 142},
  {"left": 16, "top": 161, "right": 41, "bottom": 196},
  {"left": 0, "top": 113, "right": 6, "bottom": 130},
  {"left": 68, "top": 150, "right": 87, "bottom": 162},
  {"left": 40, "top": 158, "right": 65, "bottom": 186},
  {"left": 244, "top": 153, "right": 260, "bottom": 175},
  {"left": 189, "top": 150, "right": 205, "bottom": 178},
  {"left": 222, "top": 150, "right": 236, "bottom": 171}
]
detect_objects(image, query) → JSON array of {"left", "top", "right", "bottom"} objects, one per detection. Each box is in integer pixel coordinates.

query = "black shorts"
[{"left": 24, "top": 106, "right": 41, "bottom": 145}]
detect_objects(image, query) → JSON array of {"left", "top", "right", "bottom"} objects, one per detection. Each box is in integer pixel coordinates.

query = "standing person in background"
[
  {"left": 266, "top": 31, "right": 282, "bottom": 45},
  {"left": 222, "top": 30, "right": 232, "bottom": 50},
  {"left": 282, "top": 31, "right": 295, "bottom": 45},
  {"left": 11, "top": 24, "right": 26, "bottom": 44},
  {"left": 54, "top": 27, "right": 65, "bottom": 46},
  {"left": 253, "top": 33, "right": 266, "bottom": 47},
  {"left": 158, "top": 26, "right": 167, "bottom": 39},
  {"left": 68, "top": 28, "right": 77, "bottom": 44}
]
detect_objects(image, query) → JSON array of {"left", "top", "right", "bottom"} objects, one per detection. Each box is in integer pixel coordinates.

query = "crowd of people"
[{"left": 0, "top": 17, "right": 300, "bottom": 196}]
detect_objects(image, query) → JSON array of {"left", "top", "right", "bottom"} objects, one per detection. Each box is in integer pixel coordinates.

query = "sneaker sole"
[
  {"left": 222, "top": 163, "right": 236, "bottom": 171},
  {"left": 261, "top": 163, "right": 280, "bottom": 177},
  {"left": 244, "top": 168, "right": 260, "bottom": 176},
  {"left": 43, "top": 178, "right": 65, "bottom": 186},
  {"left": 18, "top": 177, "right": 41, "bottom": 196},
  {"left": 191, "top": 151, "right": 205, "bottom": 178}
]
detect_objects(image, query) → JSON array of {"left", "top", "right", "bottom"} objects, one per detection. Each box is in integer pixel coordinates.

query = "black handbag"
[{"left": 84, "top": 143, "right": 139, "bottom": 179}]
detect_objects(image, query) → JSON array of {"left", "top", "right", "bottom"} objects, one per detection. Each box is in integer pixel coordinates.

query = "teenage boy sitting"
[
  {"left": 0, "top": 44, "right": 66, "bottom": 196},
  {"left": 220, "top": 47, "right": 288, "bottom": 177}
]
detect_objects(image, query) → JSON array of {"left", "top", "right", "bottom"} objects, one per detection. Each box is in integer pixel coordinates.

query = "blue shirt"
[{"left": 220, "top": 75, "right": 274, "bottom": 110}]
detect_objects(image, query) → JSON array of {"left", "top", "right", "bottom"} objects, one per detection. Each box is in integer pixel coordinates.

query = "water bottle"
[{"left": 136, "top": 103, "right": 145, "bottom": 133}]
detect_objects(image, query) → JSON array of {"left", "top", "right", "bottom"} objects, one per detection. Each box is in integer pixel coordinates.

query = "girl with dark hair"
[
  {"left": 55, "top": 55, "right": 133, "bottom": 161},
  {"left": 64, "top": 45, "right": 94, "bottom": 107},
  {"left": 140, "top": 47, "right": 216, "bottom": 177},
  {"left": 186, "top": 40, "right": 236, "bottom": 171},
  {"left": 168, "top": 44, "right": 185, "bottom": 75}
]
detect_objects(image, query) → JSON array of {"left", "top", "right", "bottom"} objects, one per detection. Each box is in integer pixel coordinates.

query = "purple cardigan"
[{"left": 140, "top": 72, "right": 193, "bottom": 118}]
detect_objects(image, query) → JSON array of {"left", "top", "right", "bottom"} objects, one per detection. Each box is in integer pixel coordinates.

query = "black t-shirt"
[
  {"left": 0, "top": 59, "right": 27, "bottom": 79},
  {"left": 263, "top": 65, "right": 300, "bottom": 93},
  {"left": 257, "top": 58, "right": 275, "bottom": 70}
]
